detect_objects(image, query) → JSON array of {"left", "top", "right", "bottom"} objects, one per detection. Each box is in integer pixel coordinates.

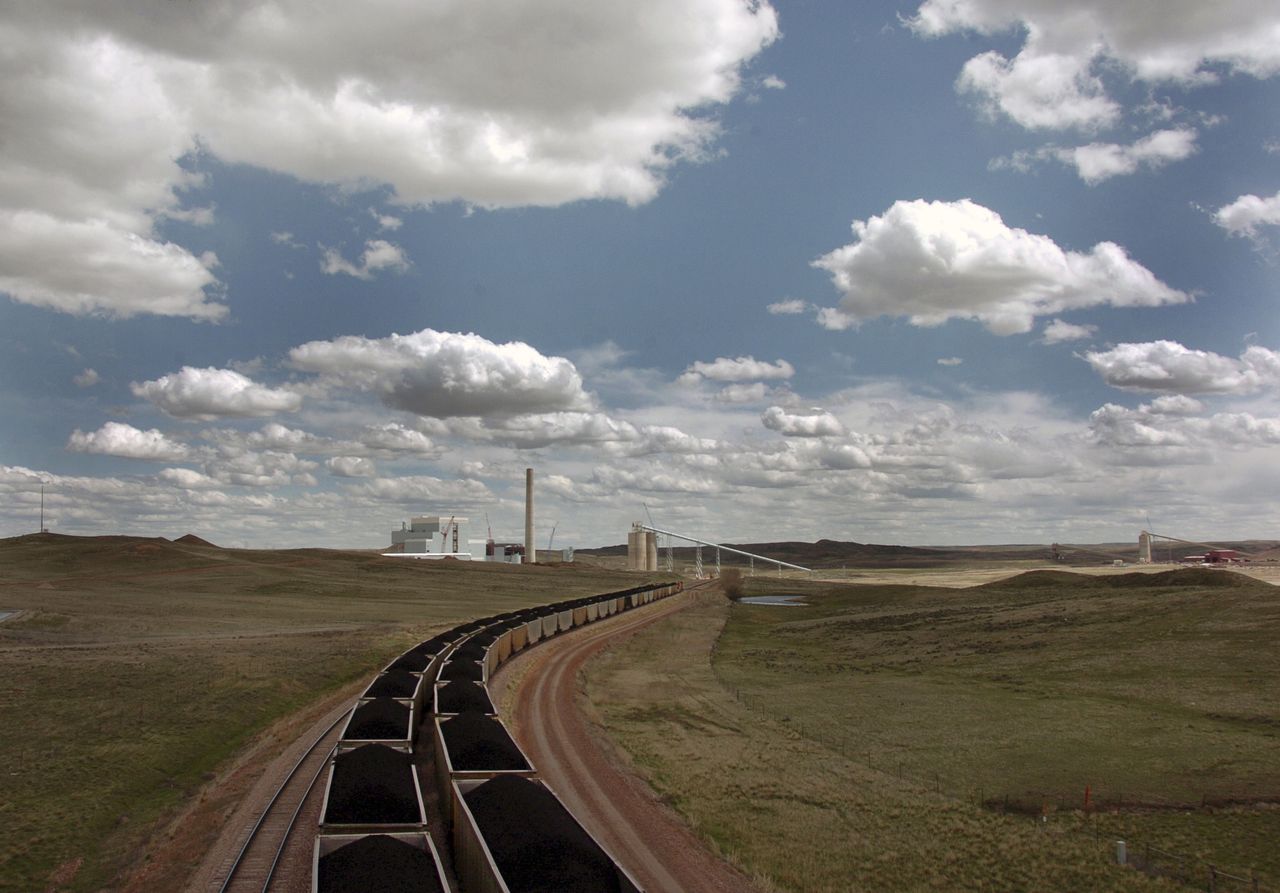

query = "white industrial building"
[
  {"left": 387, "top": 516, "right": 474, "bottom": 559},
  {"left": 384, "top": 514, "right": 524, "bottom": 563}
]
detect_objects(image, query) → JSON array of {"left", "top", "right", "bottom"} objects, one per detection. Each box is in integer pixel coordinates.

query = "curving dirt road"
[{"left": 494, "top": 588, "right": 763, "bottom": 893}]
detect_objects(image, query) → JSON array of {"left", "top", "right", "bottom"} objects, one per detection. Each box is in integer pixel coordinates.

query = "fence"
[{"left": 1125, "top": 841, "right": 1262, "bottom": 892}]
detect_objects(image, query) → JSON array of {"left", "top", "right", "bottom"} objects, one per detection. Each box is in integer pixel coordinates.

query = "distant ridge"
[{"left": 175, "top": 533, "right": 218, "bottom": 548}]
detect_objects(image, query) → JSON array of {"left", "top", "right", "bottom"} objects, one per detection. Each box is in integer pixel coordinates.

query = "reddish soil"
[{"left": 493, "top": 591, "right": 764, "bottom": 893}]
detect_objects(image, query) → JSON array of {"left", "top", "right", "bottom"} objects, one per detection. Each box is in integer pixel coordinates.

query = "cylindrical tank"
[
  {"left": 627, "top": 528, "right": 644, "bottom": 570},
  {"left": 645, "top": 531, "right": 658, "bottom": 571},
  {"left": 1138, "top": 531, "right": 1152, "bottom": 564}
]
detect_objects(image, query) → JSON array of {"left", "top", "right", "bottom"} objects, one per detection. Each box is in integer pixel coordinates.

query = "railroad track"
[{"left": 215, "top": 706, "right": 350, "bottom": 893}]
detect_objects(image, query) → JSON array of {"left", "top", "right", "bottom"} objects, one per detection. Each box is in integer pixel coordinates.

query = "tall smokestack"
[{"left": 524, "top": 468, "right": 534, "bottom": 565}]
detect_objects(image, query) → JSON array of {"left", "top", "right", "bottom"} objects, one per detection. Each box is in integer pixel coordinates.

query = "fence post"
[{"left": 1208, "top": 865, "right": 1216, "bottom": 893}]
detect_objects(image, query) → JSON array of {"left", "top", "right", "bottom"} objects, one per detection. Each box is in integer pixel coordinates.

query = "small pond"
[{"left": 738, "top": 595, "right": 808, "bottom": 606}]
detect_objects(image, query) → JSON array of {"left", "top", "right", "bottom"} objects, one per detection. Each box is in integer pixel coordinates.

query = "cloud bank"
[
  {"left": 289, "top": 328, "right": 592, "bottom": 418},
  {"left": 0, "top": 1, "right": 778, "bottom": 319}
]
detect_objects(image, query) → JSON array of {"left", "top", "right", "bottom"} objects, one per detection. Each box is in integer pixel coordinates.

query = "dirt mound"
[
  {"left": 174, "top": 533, "right": 218, "bottom": 548},
  {"left": 464, "top": 776, "right": 624, "bottom": 892},
  {"left": 317, "top": 834, "right": 444, "bottom": 893},
  {"left": 981, "top": 568, "right": 1268, "bottom": 591}
]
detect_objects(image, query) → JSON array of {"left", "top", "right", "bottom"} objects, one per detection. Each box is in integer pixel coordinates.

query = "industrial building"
[
  {"left": 388, "top": 516, "right": 474, "bottom": 559},
  {"left": 383, "top": 470, "right": 549, "bottom": 565},
  {"left": 385, "top": 515, "right": 526, "bottom": 563}
]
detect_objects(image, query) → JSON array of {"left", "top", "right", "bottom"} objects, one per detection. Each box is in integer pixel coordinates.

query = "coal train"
[{"left": 313, "top": 581, "right": 684, "bottom": 893}]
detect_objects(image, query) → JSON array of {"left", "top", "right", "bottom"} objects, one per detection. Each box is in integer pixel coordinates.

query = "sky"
[{"left": 1, "top": 1, "right": 1279, "bottom": 551}]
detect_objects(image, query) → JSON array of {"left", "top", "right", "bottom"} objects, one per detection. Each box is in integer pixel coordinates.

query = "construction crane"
[
  {"left": 547, "top": 523, "right": 557, "bottom": 552},
  {"left": 441, "top": 515, "right": 456, "bottom": 553}
]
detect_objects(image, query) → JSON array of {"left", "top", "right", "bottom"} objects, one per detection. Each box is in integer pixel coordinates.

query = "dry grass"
[
  {"left": 0, "top": 533, "right": 652, "bottom": 893},
  {"left": 704, "top": 569, "right": 1280, "bottom": 886},
  {"left": 585, "top": 589, "right": 1179, "bottom": 892}
]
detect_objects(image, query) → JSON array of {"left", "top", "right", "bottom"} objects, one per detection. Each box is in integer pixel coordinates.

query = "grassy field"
[
  {"left": 585, "top": 588, "right": 1181, "bottom": 892},
  {"left": 0, "top": 533, "right": 650, "bottom": 893},
  {"left": 693, "top": 568, "right": 1278, "bottom": 888}
]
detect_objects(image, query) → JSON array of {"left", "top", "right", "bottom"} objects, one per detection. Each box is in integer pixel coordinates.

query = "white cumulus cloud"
[
  {"left": 678, "top": 356, "right": 795, "bottom": 384},
  {"left": 159, "top": 467, "right": 222, "bottom": 489},
  {"left": 289, "top": 328, "right": 591, "bottom": 418},
  {"left": 73, "top": 368, "right": 100, "bottom": 388},
  {"left": 955, "top": 45, "right": 1120, "bottom": 131},
  {"left": 1083, "top": 341, "right": 1280, "bottom": 394},
  {"left": 813, "top": 199, "right": 1188, "bottom": 335},
  {"left": 326, "top": 456, "right": 377, "bottom": 478},
  {"left": 766, "top": 298, "right": 809, "bottom": 315},
  {"left": 132, "top": 367, "right": 302, "bottom": 420},
  {"left": 1042, "top": 319, "right": 1097, "bottom": 344},
  {"left": 1214, "top": 190, "right": 1280, "bottom": 238},
  {"left": 910, "top": 1, "right": 1280, "bottom": 130},
  {"left": 68, "top": 422, "right": 190, "bottom": 461},
  {"left": 320, "top": 240, "right": 411, "bottom": 280},
  {"left": 761, "top": 406, "right": 846, "bottom": 437},
  {"left": 1002, "top": 129, "right": 1199, "bottom": 183}
]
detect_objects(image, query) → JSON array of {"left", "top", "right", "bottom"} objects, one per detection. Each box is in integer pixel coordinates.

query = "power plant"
[{"left": 382, "top": 467, "right": 545, "bottom": 564}]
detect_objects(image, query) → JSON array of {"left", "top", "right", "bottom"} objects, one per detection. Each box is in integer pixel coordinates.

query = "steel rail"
[{"left": 217, "top": 709, "right": 348, "bottom": 893}]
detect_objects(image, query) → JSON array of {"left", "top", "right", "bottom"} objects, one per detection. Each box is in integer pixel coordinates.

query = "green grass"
[
  {"left": 585, "top": 589, "right": 1179, "bottom": 892},
  {"left": 0, "top": 533, "right": 657, "bottom": 893},
  {"left": 707, "top": 569, "right": 1280, "bottom": 884}
]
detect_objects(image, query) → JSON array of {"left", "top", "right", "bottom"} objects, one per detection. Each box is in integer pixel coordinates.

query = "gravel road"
[{"left": 495, "top": 589, "right": 763, "bottom": 893}]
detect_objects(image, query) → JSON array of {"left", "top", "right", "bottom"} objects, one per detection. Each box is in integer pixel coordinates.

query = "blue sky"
[{"left": 2, "top": 1, "right": 1279, "bottom": 549}]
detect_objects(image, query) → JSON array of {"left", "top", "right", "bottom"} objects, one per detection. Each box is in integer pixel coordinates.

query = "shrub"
[{"left": 720, "top": 567, "right": 745, "bottom": 601}]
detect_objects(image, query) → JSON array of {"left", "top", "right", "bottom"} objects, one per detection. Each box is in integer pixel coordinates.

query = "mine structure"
[{"left": 627, "top": 522, "right": 811, "bottom": 578}]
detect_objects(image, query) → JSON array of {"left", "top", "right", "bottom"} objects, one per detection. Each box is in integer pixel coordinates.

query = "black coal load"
[
  {"left": 465, "top": 776, "right": 625, "bottom": 893},
  {"left": 439, "top": 659, "right": 484, "bottom": 682},
  {"left": 326, "top": 745, "right": 421, "bottom": 825},
  {"left": 388, "top": 651, "right": 433, "bottom": 672},
  {"left": 452, "top": 640, "right": 489, "bottom": 662},
  {"left": 365, "top": 671, "right": 420, "bottom": 699},
  {"left": 441, "top": 711, "right": 528, "bottom": 771},
  {"left": 346, "top": 698, "right": 411, "bottom": 741},
  {"left": 318, "top": 834, "right": 444, "bottom": 893},
  {"left": 436, "top": 680, "right": 494, "bottom": 714},
  {"left": 416, "top": 634, "right": 452, "bottom": 653}
]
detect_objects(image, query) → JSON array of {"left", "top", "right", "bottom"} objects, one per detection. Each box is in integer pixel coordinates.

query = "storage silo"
[
  {"left": 627, "top": 527, "right": 645, "bottom": 570},
  {"left": 645, "top": 531, "right": 658, "bottom": 571}
]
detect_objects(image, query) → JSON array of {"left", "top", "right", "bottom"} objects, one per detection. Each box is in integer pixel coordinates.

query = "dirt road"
[{"left": 494, "top": 589, "right": 762, "bottom": 893}]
